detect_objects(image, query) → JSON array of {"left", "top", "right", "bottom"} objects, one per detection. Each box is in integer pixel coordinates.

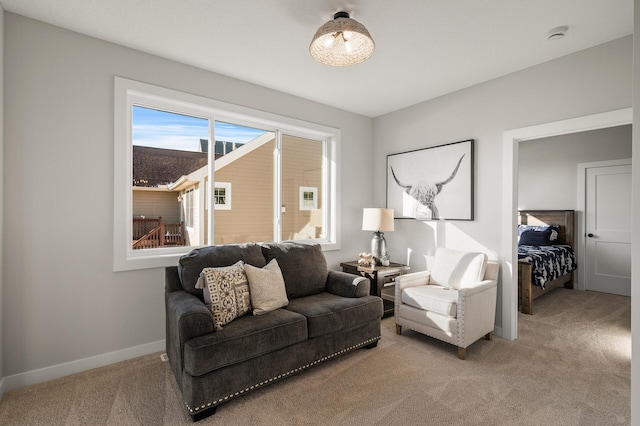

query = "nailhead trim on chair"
[
  {"left": 185, "top": 336, "right": 381, "bottom": 414},
  {"left": 457, "top": 293, "right": 464, "bottom": 346}
]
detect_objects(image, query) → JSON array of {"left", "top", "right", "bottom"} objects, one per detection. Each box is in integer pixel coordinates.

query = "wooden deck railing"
[{"left": 132, "top": 217, "right": 185, "bottom": 250}]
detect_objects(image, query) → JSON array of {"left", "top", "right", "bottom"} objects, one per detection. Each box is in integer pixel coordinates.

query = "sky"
[{"left": 132, "top": 106, "right": 267, "bottom": 151}]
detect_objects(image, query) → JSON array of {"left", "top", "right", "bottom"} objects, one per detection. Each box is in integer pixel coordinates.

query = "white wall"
[
  {"left": 2, "top": 13, "right": 373, "bottom": 388},
  {"left": 374, "top": 36, "right": 632, "bottom": 333},
  {"left": 518, "top": 125, "right": 632, "bottom": 209}
]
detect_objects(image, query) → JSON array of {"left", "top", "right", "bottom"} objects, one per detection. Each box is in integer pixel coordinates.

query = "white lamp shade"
[{"left": 362, "top": 208, "right": 394, "bottom": 232}]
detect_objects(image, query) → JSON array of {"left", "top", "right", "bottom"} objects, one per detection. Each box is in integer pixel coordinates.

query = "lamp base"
[{"left": 371, "top": 231, "right": 387, "bottom": 265}]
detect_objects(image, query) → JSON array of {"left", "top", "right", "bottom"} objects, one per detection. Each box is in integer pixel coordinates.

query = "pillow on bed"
[
  {"left": 518, "top": 229, "right": 554, "bottom": 246},
  {"left": 518, "top": 224, "right": 560, "bottom": 242}
]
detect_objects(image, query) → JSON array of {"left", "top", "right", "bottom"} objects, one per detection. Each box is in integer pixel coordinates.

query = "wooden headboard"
[{"left": 518, "top": 210, "right": 575, "bottom": 246}]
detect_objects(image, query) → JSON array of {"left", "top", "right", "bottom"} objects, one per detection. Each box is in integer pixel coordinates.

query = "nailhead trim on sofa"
[{"left": 185, "top": 336, "right": 381, "bottom": 414}]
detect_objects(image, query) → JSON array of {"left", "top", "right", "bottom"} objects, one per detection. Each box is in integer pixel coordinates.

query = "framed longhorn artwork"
[{"left": 386, "top": 139, "right": 474, "bottom": 220}]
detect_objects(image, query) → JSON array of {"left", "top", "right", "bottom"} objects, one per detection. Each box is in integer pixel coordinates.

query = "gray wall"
[
  {"left": 374, "top": 36, "right": 632, "bottom": 332},
  {"left": 1, "top": 11, "right": 637, "bottom": 420},
  {"left": 518, "top": 125, "right": 632, "bottom": 210},
  {"left": 631, "top": 0, "right": 639, "bottom": 419},
  {"left": 0, "top": 4, "right": 4, "bottom": 398},
  {"left": 2, "top": 13, "right": 373, "bottom": 384}
]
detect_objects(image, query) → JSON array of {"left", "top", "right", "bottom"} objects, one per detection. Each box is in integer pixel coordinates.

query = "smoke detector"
[{"left": 547, "top": 26, "right": 569, "bottom": 41}]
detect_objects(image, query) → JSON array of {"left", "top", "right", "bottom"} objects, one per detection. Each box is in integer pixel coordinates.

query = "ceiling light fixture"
[{"left": 309, "top": 11, "right": 375, "bottom": 66}]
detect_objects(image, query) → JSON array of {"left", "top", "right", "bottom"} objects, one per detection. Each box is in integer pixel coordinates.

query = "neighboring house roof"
[
  {"left": 133, "top": 134, "right": 273, "bottom": 189},
  {"left": 133, "top": 145, "right": 207, "bottom": 187}
]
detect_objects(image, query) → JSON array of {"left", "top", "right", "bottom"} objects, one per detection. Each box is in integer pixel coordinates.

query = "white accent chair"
[{"left": 395, "top": 248, "right": 498, "bottom": 360}]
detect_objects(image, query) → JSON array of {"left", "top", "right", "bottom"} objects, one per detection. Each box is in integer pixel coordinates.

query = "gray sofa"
[{"left": 165, "top": 242, "right": 383, "bottom": 420}]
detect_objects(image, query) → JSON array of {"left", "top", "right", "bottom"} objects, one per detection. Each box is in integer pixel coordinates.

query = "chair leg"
[
  {"left": 395, "top": 324, "right": 402, "bottom": 335},
  {"left": 458, "top": 347, "right": 466, "bottom": 360},
  {"left": 484, "top": 332, "right": 493, "bottom": 341}
]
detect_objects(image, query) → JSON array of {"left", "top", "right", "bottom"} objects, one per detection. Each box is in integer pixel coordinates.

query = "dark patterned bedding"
[{"left": 517, "top": 245, "right": 577, "bottom": 290}]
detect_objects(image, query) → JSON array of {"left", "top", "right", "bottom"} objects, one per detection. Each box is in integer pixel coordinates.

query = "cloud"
[
  {"left": 133, "top": 123, "right": 207, "bottom": 151},
  {"left": 131, "top": 106, "right": 267, "bottom": 151}
]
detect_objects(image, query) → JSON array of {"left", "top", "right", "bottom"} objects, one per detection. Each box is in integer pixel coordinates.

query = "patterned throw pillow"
[{"left": 197, "top": 260, "right": 252, "bottom": 331}]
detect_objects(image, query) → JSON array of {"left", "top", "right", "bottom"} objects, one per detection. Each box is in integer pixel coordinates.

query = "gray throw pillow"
[{"left": 244, "top": 259, "right": 289, "bottom": 315}]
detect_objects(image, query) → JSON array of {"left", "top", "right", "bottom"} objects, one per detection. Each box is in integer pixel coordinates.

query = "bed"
[{"left": 517, "top": 210, "right": 577, "bottom": 315}]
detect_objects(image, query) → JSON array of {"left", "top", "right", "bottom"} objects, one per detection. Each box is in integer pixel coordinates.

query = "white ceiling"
[{"left": 0, "top": 0, "right": 633, "bottom": 117}]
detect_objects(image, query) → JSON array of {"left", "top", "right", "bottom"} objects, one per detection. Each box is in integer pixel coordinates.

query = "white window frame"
[
  {"left": 213, "top": 182, "right": 232, "bottom": 210},
  {"left": 184, "top": 187, "right": 196, "bottom": 227},
  {"left": 114, "top": 77, "right": 340, "bottom": 271},
  {"left": 299, "top": 186, "right": 318, "bottom": 211}
]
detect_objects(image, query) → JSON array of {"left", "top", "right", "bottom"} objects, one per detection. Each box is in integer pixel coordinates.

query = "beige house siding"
[
  {"left": 211, "top": 134, "right": 323, "bottom": 244},
  {"left": 132, "top": 189, "right": 179, "bottom": 223},
  {"left": 213, "top": 140, "right": 275, "bottom": 244},
  {"left": 282, "top": 135, "right": 323, "bottom": 240},
  {"left": 166, "top": 134, "right": 324, "bottom": 245}
]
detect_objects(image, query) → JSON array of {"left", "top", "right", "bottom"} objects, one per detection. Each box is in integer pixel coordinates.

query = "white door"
[{"left": 585, "top": 164, "right": 632, "bottom": 296}]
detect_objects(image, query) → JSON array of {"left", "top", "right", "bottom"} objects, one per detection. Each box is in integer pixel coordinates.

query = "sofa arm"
[
  {"left": 165, "top": 290, "right": 215, "bottom": 380},
  {"left": 326, "top": 270, "right": 370, "bottom": 297}
]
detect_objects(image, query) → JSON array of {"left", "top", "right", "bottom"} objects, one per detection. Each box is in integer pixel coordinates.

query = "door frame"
[
  {"left": 501, "top": 107, "right": 633, "bottom": 341},
  {"left": 577, "top": 158, "right": 632, "bottom": 292}
]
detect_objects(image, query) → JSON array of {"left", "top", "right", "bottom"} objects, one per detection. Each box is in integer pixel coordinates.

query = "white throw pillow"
[{"left": 244, "top": 259, "right": 289, "bottom": 315}]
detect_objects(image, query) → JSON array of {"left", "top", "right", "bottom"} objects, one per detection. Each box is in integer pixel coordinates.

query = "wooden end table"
[{"left": 340, "top": 261, "right": 410, "bottom": 317}]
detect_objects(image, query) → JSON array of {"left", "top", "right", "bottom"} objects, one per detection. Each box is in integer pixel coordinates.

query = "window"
[
  {"left": 300, "top": 187, "right": 318, "bottom": 210},
  {"left": 214, "top": 182, "right": 231, "bottom": 210},
  {"left": 114, "top": 78, "right": 340, "bottom": 271},
  {"left": 184, "top": 188, "right": 195, "bottom": 227}
]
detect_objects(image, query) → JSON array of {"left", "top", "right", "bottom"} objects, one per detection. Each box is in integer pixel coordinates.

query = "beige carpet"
[{"left": 0, "top": 289, "right": 630, "bottom": 425}]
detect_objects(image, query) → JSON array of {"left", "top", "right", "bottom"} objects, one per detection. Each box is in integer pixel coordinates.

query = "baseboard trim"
[
  {"left": 493, "top": 325, "right": 504, "bottom": 340},
  {"left": 0, "top": 376, "right": 5, "bottom": 401},
  {"left": 1, "top": 339, "right": 165, "bottom": 393}
]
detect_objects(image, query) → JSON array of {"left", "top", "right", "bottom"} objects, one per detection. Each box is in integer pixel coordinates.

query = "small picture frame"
[{"left": 386, "top": 139, "right": 474, "bottom": 220}]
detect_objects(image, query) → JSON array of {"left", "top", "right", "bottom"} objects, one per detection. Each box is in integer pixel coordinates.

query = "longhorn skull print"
[{"left": 390, "top": 154, "right": 465, "bottom": 219}]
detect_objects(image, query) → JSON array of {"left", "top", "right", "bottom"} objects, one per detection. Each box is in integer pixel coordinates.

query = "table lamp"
[{"left": 362, "top": 208, "right": 394, "bottom": 263}]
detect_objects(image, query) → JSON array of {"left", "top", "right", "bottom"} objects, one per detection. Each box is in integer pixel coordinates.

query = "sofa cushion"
[
  {"left": 260, "top": 242, "right": 328, "bottom": 299},
  {"left": 285, "top": 292, "right": 383, "bottom": 338},
  {"left": 178, "top": 243, "right": 267, "bottom": 298},
  {"left": 429, "top": 248, "right": 488, "bottom": 290},
  {"left": 183, "top": 308, "right": 307, "bottom": 377},
  {"left": 402, "top": 285, "right": 458, "bottom": 317},
  {"left": 245, "top": 259, "right": 289, "bottom": 315},
  {"left": 197, "top": 261, "right": 252, "bottom": 331}
]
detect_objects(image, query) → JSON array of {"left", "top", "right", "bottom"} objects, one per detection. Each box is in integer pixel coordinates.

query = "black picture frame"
[{"left": 386, "top": 139, "right": 474, "bottom": 220}]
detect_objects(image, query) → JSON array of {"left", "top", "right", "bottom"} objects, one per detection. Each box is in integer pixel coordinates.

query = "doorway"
[{"left": 501, "top": 108, "right": 633, "bottom": 341}]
